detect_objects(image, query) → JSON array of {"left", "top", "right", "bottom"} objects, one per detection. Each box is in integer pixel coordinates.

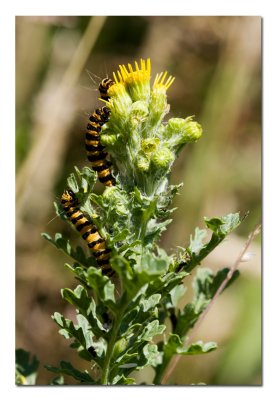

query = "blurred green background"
[{"left": 16, "top": 16, "right": 261, "bottom": 385}]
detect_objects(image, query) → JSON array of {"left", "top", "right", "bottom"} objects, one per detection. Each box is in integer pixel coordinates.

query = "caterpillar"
[
  {"left": 61, "top": 189, "right": 114, "bottom": 277},
  {"left": 85, "top": 106, "right": 116, "bottom": 186},
  {"left": 98, "top": 77, "right": 115, "bottom": 101},
  {"left": 85, "top": 77, "right": 116, "bottom": 186}
]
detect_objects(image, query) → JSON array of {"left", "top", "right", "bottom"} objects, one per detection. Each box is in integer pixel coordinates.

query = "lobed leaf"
[
  {"left": 41, "top": 233, "right": 98, "bottom": 268},
  {"left": 45, "top": 361, "right": 95, "bottom": 384},
  {"left": 180, "top": 213, "right": 242, "bottom": 272}
]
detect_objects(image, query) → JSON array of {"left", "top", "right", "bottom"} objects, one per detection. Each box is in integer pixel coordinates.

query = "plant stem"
[
  {"left": 100, "top": 293, "right": 128, "bottom": 385},
  {"left": 153, "top": 358, "right": 172, "bottom": 385}
]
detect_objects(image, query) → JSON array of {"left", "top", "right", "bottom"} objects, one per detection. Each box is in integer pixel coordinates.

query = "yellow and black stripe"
[
  {"left": 61, "top": 189, "right": 114, "bottom": 277},
  {"left": 85, "top": 106, "right": 116, "bottom": 186},
  {"left": 98, "top": 78, "right": 114, "bottom": 101}
]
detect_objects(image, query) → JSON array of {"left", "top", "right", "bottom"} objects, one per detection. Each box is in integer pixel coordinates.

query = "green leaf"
[
  {"left": 142, "top": 343, "right": 162, "bottom": 367},
  {"left": 50, "top": 375, "right": 65, "bottom": 385},
  {"left": 135, "top": 252, "right": 170, "bottom": 276},
  {"left": 141, "top": 294, "right": 161, "bottom": 312},
  {"left": 67, "top": 172, "right": 79, "bottom": 193},
  {"left": 112, "top": 375, "right": 136, "bottom": 385},
  {"left": 139, "top": 320, "right": 166, "bottom": 341},
  {"left": 174, "top": 267, "right": 240, "bottom": 339},
  {"left": 110, "top": 255, "right": 134, "bottom": 279},
  {"left": 189, "top": 228, "right": 207, "bottom": 254},
  {"left": 111, "top": 254, "right": 168, "bottom": 300},
  {"left": 112, "top": 338, "right": 128, "bottom": 361},
  {"left": 62, "top": 286, "right": 107, "bottom": 336},
  {"left": 183, "top": 212, "right": 242, "bottom": 272},
  {"left": 41, "top": 233, "right": 98, "bottom": 268},
  {"left": 169, "top": 284, "right": 186, "bottom": 308},
  {"left": 76, "top": 166, "right": 97, "bottom": 194},
  {"left": 146, "top": 271, "right": 188, "bottom": 299},
  {"left": 45, "top": 361, "right": 95, "bottom": 384},
  {"left": 154, "top": 334, "right": 217, "bottom": 383},
  {"left": 163, "top": 334, "right": 217, "bottom": 358},
  {"left": 205, "top": 213, "right": 241, "bottom": 236},
  {"left": 175, "top": 303, "right": 200, "bottom": 338},
  {"left": 144, "top": 219, "right": 172, "bottom": 245},
  {"left": 110, "top": 228, "right": 130, "bottom": 244},
  {"left": 85, "top": 267, "right": 116, "bottom": 308},
  {"left": 16, "top": 349, "right": 39, "bottom": 385},
  {"left": 193, "top": 267, "right": 240, "bottom": 302},
  {"left": 178, "top": 340, "right": 217, "bottom": 355},
  {"left": 52, "top": 311, "right": 107, "bottom": 368},
  {"left": 114, "top": 348, "right": 139, "bottom": 365}
]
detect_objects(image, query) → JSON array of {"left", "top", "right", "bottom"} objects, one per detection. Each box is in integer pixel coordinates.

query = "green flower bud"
[
  {"left": 113, "top": 338, "right": 128, "bottom": 359},
  {"left": 141, "top": 138, "right": 160, "bottom": 154},
  {"left": 165, "top": 116, "right": 202, "bottom": 143},
  {"left": 107, "top": 83, "right": 133, "bottom": 121},
  {"left": 126, "top": 79, "right": 150, "bottom": 102},
  {"left": 102, "top": 186, "right": 118, "bottom": 199},
  {"left": 108, "top": 82, "right": 131, "bottom": 104},
  {"left": 102, "top": 187, "right": 129, "bottom": 215},
  {"left": 151, "top": 147, "right": 175, "bottom": 169},
  {"left": 183, "top": 120, "right": 202, "bottom": 142},
  {"left": 129, "top": 100, "right": 149, "bottom": 128},
  {"left": 136, "top": 153, "right": 150, "bottom": 172},
  {"left": 148, "top": 88, "right": 169, "bottom": 127},
  {"left": 100, "top": 133, "right": 117, "bottom": 147}
]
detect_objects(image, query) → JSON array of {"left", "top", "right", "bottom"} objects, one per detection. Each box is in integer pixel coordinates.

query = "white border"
[{"left": 2, "top": 1, "right": 275, "bottom": 399}]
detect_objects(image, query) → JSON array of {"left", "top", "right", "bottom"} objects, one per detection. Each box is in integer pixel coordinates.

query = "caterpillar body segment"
[
  {"left": 85, "top": 106, "right": 116, "bottom": 187},
  {"left": 61, "top": 189, "right": 114, "bottom": 277}
]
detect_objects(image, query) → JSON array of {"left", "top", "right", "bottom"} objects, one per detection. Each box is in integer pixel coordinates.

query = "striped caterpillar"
[
  {"left": 98, "top": 77, "right": 114, "bottom": 101},
  {"left": 85, "top": 78, "right": 115, "bottom": 187},
  {"left": 61, "top": 189, "right": 114, "bottom": 277}
]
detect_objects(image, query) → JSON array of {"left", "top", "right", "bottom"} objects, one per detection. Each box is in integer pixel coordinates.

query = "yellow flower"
[
  {"left": 108, "top": 58, "right": 175, "bottom": 103},
  {"left": 113, "top": 58, "right": 151, "bottom": 86},
  {"left": 153, "top": 71, "right": 175, "bottom": 91},
  {"left": 111, "top": 58, "right": 151, "bottom": 101}
]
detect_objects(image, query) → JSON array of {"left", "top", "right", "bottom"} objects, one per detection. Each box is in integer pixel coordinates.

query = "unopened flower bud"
[
  {"left": 148, "top": 90, "right": 169, "bottom": 127},
  {"left": 136, "top": 153, "right": 150, "bottom": 172},
  {"left": 102, "top": 187, "right": 129, "bottom": 215},
  {"left": 129, "top": 100, "right": 149, "bottom": 128},
  {"left": 107, "top": 83, "right": 132, "bottom": 119},
  {"left": 164, "top": 116, "right": 202, "bottom": 144},
  {"left": 100, "top": 133, "right": 117, "bottom": 147},
  {"left": 151, "top": 147, "right": 175, "bottom": 169},
  {"left": 141, "top": 138, "right": 160, "bottom": 154}
]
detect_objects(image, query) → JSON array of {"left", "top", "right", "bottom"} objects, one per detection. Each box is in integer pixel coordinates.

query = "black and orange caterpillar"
[
  {"left": 85, "top": 78, "right": 116, "bottom": 186},
  {"left": 98, "top": 77, "right": 114, "bottom": 101},
  {"left": 61, "top": 189, "right": 114, "bottom": 277}
]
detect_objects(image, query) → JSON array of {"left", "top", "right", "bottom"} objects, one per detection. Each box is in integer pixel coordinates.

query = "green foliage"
[
  {"left": 37, "top": 60, "right": 243, "bottom": 385},
  {"left": 16, "top": 349, "right": 39, "bottom": 385},
  {"left": 41, "top": 166, "right": 242, "bottom": 385}
]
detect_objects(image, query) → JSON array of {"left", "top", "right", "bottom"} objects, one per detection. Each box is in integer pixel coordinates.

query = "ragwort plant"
[{"left": 17, "top": 59, "right": 242, "bottom": 385}]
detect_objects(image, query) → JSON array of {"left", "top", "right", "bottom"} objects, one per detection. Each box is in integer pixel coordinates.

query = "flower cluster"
[{"left": 100, "top": 58, "right": 202, "bottom": 196}]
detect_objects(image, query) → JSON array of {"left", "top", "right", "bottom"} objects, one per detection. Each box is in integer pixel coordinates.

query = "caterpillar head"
[
  {"left": 61, "top": 189, "right": 77, "bottom": 206},
  {"left": 99, "top": 78, "right": 115, "bottom": 91},
  {"left": 99, "top": 78, "right": 115, "bottom": 101}
]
